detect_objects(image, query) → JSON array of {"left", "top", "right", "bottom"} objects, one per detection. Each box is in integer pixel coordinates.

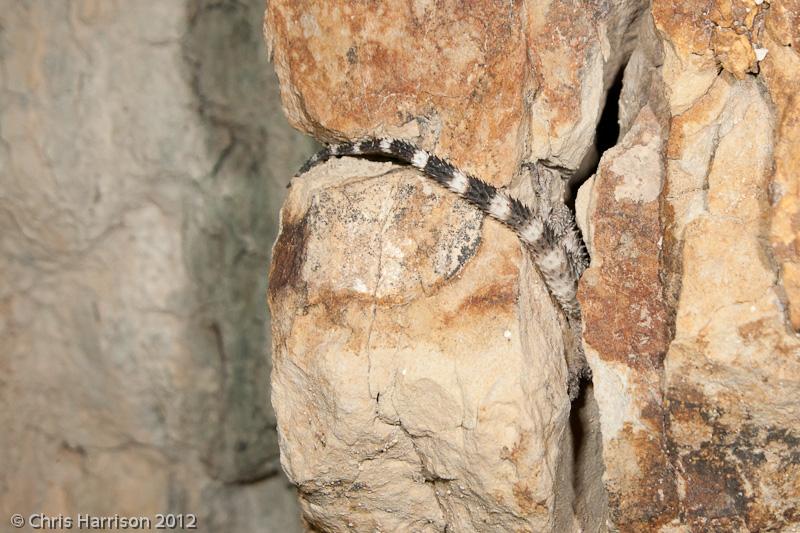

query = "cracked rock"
[{"left": 269, "top": 159, "right": 574, "bottom": 531}]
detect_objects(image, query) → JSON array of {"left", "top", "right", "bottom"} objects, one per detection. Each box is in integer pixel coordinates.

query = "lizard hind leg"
[{"left": 565, "top": 316, "right": 591, "bottom": 401}]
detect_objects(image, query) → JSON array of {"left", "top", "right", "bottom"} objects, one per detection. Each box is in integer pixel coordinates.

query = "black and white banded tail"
[{"left": 297, "top": 137, "right": 588, "bottom": 318}]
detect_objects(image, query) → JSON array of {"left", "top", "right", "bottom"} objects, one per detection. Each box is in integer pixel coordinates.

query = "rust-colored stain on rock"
[
  {"left": 512, "top": 482, "right": 547, "bottom": 516},
  {"left": 266, "top": 0, "right": 528, "bottom": 180},
  {"left": 269, "top": 214, "right": 309, "bottom": 297},
  {"left": 579, "top": 119, "right": 671, "bottom": 372},
  {"left": 442, "top": 279, "right": 518, "bottom": 324},
  {"left": 652, "top": 0, "right": 714, "bottom": 56},
  {"left": 605, "top": 424, "right": 679, "bottom": 530},
  {"left": 578, "top": 108, "right": 679, "bottom": 531}
]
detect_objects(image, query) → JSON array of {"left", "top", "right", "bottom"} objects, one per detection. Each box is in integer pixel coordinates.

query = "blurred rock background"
[{"left": 0, "top": 1, "right": 313, "bottom": 530}]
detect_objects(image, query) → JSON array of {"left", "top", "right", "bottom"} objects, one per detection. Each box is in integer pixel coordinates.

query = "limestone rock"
[
  {"left": 577, "top": 106, "right": 676, "bottom": 529},
  {"left": 265, "top": 0, "right": 646, "bottom": 179},
  {"left": 663, "top": 65, "right": 800, "bottom": 533},
  {"left": 760, "top": 0, "right": 800, "bottom": 331},
  {"left": 266, "top": 1, "right": 651, "bottom": 531},
  {"left": 578, "top": 1, "right": 800, "bottom": 530},
  {"left": 265, "top": 0, "right": 529, "bottom": 181},
  {"left": 268, "top": 0, "right": 800, "bottom": 531},
  {"left": 270, "top": 159, "right": 575, "bottom": 531}
]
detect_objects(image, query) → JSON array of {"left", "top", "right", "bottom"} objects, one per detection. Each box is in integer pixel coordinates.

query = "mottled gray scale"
[
  {"left": 462, "top": 176, "right": 497, "bottom": 212},
  {"left": 506, "top": 197, "right": 533, "bottom": 232},
  {"left": 357, "top": 139, "right": 380, "bottom": 153},
  {"left": 423, "top": 155, "right": 457, "bottom": 187},
  {"left": 337, "top": 143, "right": 355, "bottom": 155},
  {"left": 389, "top": 139, "right": 418, "bottom": 161}
]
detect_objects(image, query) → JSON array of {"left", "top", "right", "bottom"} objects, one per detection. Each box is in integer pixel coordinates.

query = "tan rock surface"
[
  {"left": 579, "top": 1, "right": 800, "bottom": 530},
  {"left": 761, "top": 0, "right": 800, "bottom": 331},
  {"left": 270, "top": 159, "right": 575, "bottom": 531},
  {"left": 525, "top": 0, "right": 646, "bottom": 169},
  {"left": 265, "top": 0, "right": 529, "bottom": 181},
  {"left": 664, "top": 72, "right": 800, "bottom": 533},
  {"left": 268, "top": 0, "right": 800, "bottom": 531},
  {"left": 577, "top": 106, "right": 676, "bottom": 530},
  {"left": 267, "top": 1, "right": 652, "bottom": 531},
  {"left": 266, "top": 0, "right": 646, "bottom": 179}
]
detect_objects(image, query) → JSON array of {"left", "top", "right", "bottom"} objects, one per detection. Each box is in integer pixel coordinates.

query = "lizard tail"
[{"left": 296, "top": 137, "right": 583, "bottom": 317}]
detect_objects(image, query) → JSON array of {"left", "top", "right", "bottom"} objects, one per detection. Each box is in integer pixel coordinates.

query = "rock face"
[
  {"left": 271, "top": 161, "right": 575, "bottom": 531},
  {"left": 267, "top": 0, "right": 640, "bottom": 531},
  {"left": 267, "top": 0, "right": 799, "bottom": 531},
  {"left": 578, "top": 2, "right": 800, "bottom": 532},
  {"left": 0, "top": 1, "right": 312, "bottom": 531},
  {"left": 577, "top": 105, "right": 676, "bottom": 528},
  {"left": 265, "top": 0, "right": 646, "bottom": 181}
]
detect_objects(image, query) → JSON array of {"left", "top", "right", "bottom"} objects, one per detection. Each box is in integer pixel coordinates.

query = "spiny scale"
[{"left": 297, "top": 137, "right": 588, "bottom": 318}]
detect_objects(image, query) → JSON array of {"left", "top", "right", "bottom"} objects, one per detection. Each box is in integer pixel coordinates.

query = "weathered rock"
[
  {"left": 760, "top": 0, "right": 800, "bottom": 331},
  {"left": 270, "top": 158, "right": 575, "bottom": 531},
  {"left": 266, "top": 1, "right": 651, "bottom": 531},
  {"left": 577, "top": 105, "right": 676, "bottom": 530},
  {"left": 265, "top": 0, "right": 646, "bottom": 181},
  {"left": 663, "top": 70, "right": 800, "bottom": 533},
  {"left": 268, "top": 0, "right": 800, "bottom": 531},
  {"left": 265, "top": 0, "right": 529, "bottom": 181},
  {"left": 524, "top": 0, "right": 647, "bottom": 170},
  {"left": 577, "top": 1, "right": 800, "bottom": 530}
]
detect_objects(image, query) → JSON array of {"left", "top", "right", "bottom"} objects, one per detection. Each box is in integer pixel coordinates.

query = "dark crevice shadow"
[
  {"left": 564, "top": 63, "right": 627, "bottom": 531},
  {"left": 566, "top": 63, "right": 626, "bottom": 212},
  {"left": 568, "top": 381, "right": 608, "bottom": 530},
  {"left": 570, "top": 382, "right": 589, "bottom": 464},
  {"left": 595, "top": 67, "right": 625, "bottom": 157}
]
